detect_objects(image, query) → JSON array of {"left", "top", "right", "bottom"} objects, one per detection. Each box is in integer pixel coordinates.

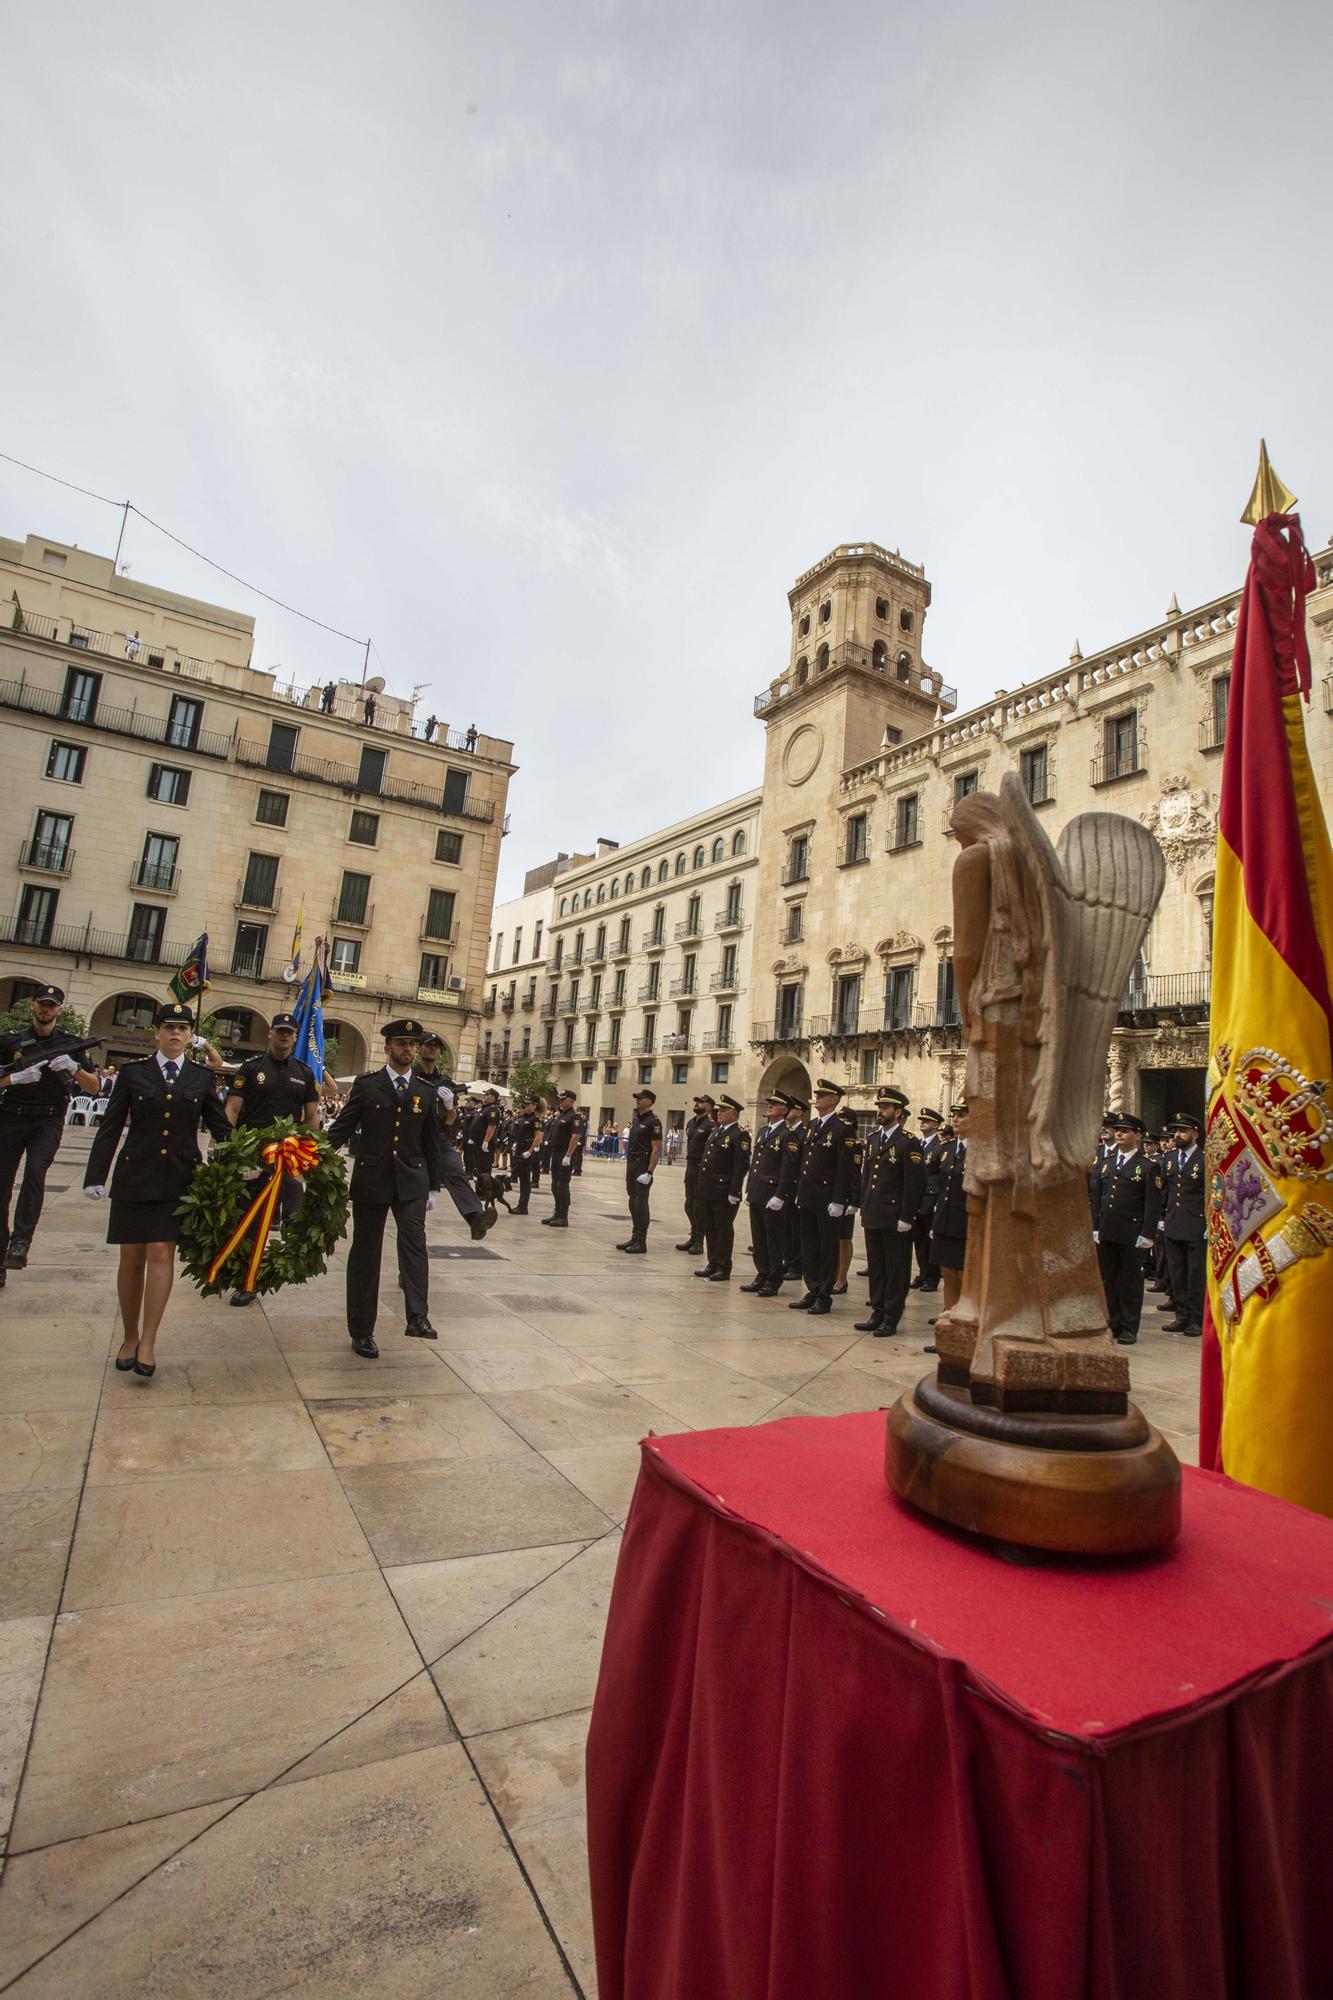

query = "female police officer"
[{"left": 83, "top": 1001, "right": 231, "bottom": 1377}]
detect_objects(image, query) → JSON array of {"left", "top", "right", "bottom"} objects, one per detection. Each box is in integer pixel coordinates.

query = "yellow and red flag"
[{"left": 1200, "top": 456, "right": 1333, "bottom": 1517}]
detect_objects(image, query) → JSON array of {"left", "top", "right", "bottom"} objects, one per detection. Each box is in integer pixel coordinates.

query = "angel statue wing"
[{"left": 997, "top": 773, "right": 1165, "bottom": 1175}]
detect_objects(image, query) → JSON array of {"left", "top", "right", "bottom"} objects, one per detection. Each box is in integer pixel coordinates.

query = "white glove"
[
  {"left": 8, "top": 1065, "right": 43, "bottom": 1086},
  {"left": 438, "top": 1087, "right": 455, "bottom": 1109},
  {"left": 83, "top": 1184, "right": 107, "bottom": 1200},
  {"left": 896, "top": 1219, "right": 912, "bottom": 1233},
  {"left": 525, "top": 1150, "right": 536, "bottom": 1159},
  {"left": 728, "top": 1194, "right": 740, "bottom": 1206},
  {"left": 427, "top": 1192, "right": 437, "bottom": 1211},
  {"left": 191, "top": 1034, "right": 206, "bottom": 1047},
  {"left": 766, "top": 1196, "right": 784, "bottom": 1212},
  {"left": 1136, "top": 1235, "right": 1151, "bottom": 1250},
  {"left": 49, "top": 1053, "right": 79, "bottom": 1075},
  {"left": 1092, "top": 1230, "right": 1100, "bottom": 1243},
  {"left": 1157, "top": 1221, "right": 1165, "bottom": 1232},
  {"left": 828, "top": 1203, "right": 845, "bottom": 1218},
  {"left": 636, "top": 1172, "right": 652, "bottom": 1185},
  {"left": 240, "top": 1166, "right": 264, "bottom": 1183}
]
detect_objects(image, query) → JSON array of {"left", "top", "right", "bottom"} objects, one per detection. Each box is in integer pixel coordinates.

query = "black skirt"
[
  {"left": 108, "top": 1198, "right": 182, "bottom": 1245},
  {"left": 930, "top": 1230, "right": 966, "bottom": 1272}
]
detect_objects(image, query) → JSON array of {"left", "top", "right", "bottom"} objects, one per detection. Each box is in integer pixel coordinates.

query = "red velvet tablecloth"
[{"left": 586, "top": 1411, "right": 1333, "bottom": 2000}]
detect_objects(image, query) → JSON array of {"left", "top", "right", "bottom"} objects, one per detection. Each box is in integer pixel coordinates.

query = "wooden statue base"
[{"left": 885, "top": 1376, "right": 1182, "bottom": 1556}]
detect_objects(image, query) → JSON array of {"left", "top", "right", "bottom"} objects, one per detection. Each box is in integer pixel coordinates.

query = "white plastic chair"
[{"left": 66, "top": 1096, "right": 95, "bottom": 1126}]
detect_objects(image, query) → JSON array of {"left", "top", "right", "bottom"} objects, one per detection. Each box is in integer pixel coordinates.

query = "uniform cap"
[
  {"left": 1172, "top": 1110, "right": 1201, "bottom": 1129},
  {"left": 1113, "top": 1112, "right": 1145, "bottom": 1134},
  {"left": 155, "top": 1001, "right": 192, "bottom": 1027},
  {"left": 32, "top": 984, "right": 65, "bottom": 1003},
  {"left": 382, "top": 1018, "right": 424, "bottom": 1040},
  {"left": 718, "top": 1094, "right": 743, "bottom": 1113},
  {"left": 695, "top": 1094, "right": 716, "bottom": 1108},
  {"left": 877, "top": 1088, "right": 909, "bottom": 1110},
  {"left": 768, "top": 1090, "right": 793, "bottom": 1108},
  {"left": 421, "top": 1032, "right": 444, "bottom": 1048},
  {"left": 919, "top": 1107, "right": 942, "bottom": 1123},
  {"left": 950, "top": 1100, "right": 969, "bottom": 1117},
  {"left": 814, "top": 1078, "right": 843, "bottom": 1097},
  {"left": 634, "top": 1087, "right": 657, "bottom": 1103},
  {"left": 270, "top": 1012, "right": 299, "bottom": 1030},
  {"left": 787, "top": 1095, "right": 809, "bottom": 1112},
  {"left": 557, "top": 1087, "right": 576, "bottom": 1101}
]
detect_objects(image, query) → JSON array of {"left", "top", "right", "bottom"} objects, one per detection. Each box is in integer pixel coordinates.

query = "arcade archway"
[
  {"left": 322, "top": 1018, "right": 368, "bottom": 1077},
  {"left": 755, "top": 1052, "right": 812, "bottom": 1119},
  {"left": 89, "top": 990, "right": 162, "bottom": 1062},
  {"left": 209, "top": 1006, "right": 270, "bottom": 1063}
]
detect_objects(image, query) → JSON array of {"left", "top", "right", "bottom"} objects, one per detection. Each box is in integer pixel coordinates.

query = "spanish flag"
[{"left": 1200, "top": 448, "right": 1333, "bottom": 1518}]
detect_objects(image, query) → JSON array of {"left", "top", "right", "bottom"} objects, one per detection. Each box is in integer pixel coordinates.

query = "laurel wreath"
[{"left": 177, "top": 1117, "right": 349, "bottom": 1297}]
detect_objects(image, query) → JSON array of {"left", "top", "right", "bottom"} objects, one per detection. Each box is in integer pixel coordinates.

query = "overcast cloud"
[{"left": 3, "top": 0, "right": 1331, "bottom": 898}]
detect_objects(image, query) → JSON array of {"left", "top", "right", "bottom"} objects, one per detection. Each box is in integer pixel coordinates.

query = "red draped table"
[{"left": 586, "top": 1411, "right": 1333, "bottom": 2000}]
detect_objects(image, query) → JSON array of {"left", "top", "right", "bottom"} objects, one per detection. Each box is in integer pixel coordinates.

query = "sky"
[{"left": 3, "top": 0, "right": 1331, "bottom": 900}]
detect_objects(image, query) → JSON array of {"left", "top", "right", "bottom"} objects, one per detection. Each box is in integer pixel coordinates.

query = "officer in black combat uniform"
[
  {"left": 1159, "top": 1109, "right": 1206, "bottom": 1336},
  {"left": 326, "top": 1019, "right": 445, "bottom": 1357},
  {"left": 413, "top": 1035, "right": 489, "bottom": 1239},
  {"left": 620, "top": 1088, "right": 662, "bottom": 1253},
  {"left": 542, "top": 1089, "right": 580, "bottom": 1226},
  {"left": 790, "top": 1079, "right": 861, "bottom": 1315},
  {"left": 1092, "top": 1111, "right": 1162, "bottom": 1345},
  {"left": 695, "top": 1094, "right": 750, "bottom": 1281},
  {"left": 740, "top": 1092, "right": 800, "bottom": 1295},
  {"left": 510, "top": 1094, "right": 540, "bottom": 1214},
  {"left": 224, "top": 1010, "right": 320, "bottom": 1308},
  {"left": 0, "top": 982, "right": 100, "bottom": 1280},
  {"left": 856, "top": 1088, "right": 927, "bottom": 1336},
  {"left": 677, "top": 1094, "right": 715, "bottom": 1253}
]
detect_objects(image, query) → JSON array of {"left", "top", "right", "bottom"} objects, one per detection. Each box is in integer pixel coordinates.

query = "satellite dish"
[{"left": 364, "top": 676, "right": 386, "bottom": 694}]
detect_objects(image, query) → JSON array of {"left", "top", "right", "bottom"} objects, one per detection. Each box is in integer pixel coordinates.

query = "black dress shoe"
[
  {"left": 351, "top": 1334, "right": 379, "bottom": 1357},
  {"left": 707, "top": 1269, "right": 731, "bottom": 1282},
  {"left": 807, "top": 1298, "right": 832, "bottom": 1315},
  {"left": 756, "top": 1283, "right": 782, "bottom": 1297},
  {"left": 694, "top": 1266, "right": 716, "bottom": 1279},
  {"left": 738, "top": 1280, "right": 764, "bottom": 1294},
  {"left": 114, "top": 1348, "right": 138, "bottom": 1371},
  {"left": 513, "top": 1205, "right": 529, "bottom": 1215},
  {"left": 469, "top": 1213, "right": 489, "bottom": 1240},
  {"left": 616, "top": 1240, "right": 633, "bottom": 1251},
  {"left": 0, "top": 1267, "right": 6, "bottom": 1287},
  {"left": 548, "top": 1216, "right": 568, "bottom": 1228},
  {"left": 132, "top": 1357, "right": 156, "bottom": 1377},
  {"left": 789, "top": 1294, "right": 814, "bottom": 1311},
  {"left": 622, "top": 1243, "right": 646, "bottom": 1255},
  {"left": 1114, "top": 1332, "right": 1137, "bottom": 1345},
  {"left": 873, "top": 1323, "right": 900, "bottom": 1339},
  {"left": 230, "top": 1289, "right": 258, "bottom": 1308},
  {"left": 1180, "top": 1325, "right": 1203, "bottom": 1338},
  {"left": 854, "top": 1317, "right": 883, "bottom": 1333},
  {"left": 909, "top": 1277, "right": 923, "bottom": 1289},
  {"left": 5, "top": 1238, "right": 29, "bottom": 1270},
  {"left": 405, "top": 1315, "right": 438, "bottom": 1339},
  {"left": 1161, "top": 1317, "right": 1190, "bottom": 1333},
  {"left": 918, "top": 1282, "right": 939, "bottom": 1293}
]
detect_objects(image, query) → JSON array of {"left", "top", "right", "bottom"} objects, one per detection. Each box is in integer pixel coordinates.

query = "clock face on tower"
[{"left": 783, "top": 725, "right": 823, "bottom": 787}]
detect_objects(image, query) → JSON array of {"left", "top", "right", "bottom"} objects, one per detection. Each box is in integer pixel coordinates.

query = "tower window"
[
  {"left": 819, "top": 600, "right": 831, "bottom": 624},
  {"left": 897, "top": 652, "right": 912, "bottom": 681},
  {"left": 899, "top": 608, "right": 915, "bottom": 633},
  {"left": 799, "top": 613, "right": 810, "bottom": 637},
  {"left": 875, "top": 596, "right": 888, "bottom": 619},
  {"left": 872, "top": 640, "right": 888, "bottom": 672},
  {"left": 816, "top": 644, "right": 829, "bottom": 673}
]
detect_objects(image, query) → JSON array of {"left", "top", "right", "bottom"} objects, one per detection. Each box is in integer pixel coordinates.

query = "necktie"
[
  {"left": 164, "top": 1061, "right": 178, "bottom": 1082},
  {"left": 395, "top": 1076, "right": 408, "bottom": 1099}
]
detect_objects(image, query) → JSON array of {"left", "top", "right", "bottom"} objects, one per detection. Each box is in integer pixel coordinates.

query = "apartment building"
[
  {"left": 0, "top": 529, "right": 515, "bottom": 1074},
  {"left": 480, "top": 851, "right": 596, "bottom": 1083}
]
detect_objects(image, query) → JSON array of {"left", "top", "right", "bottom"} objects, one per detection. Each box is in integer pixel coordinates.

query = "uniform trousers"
[
  {"left": 627, "top": 1170, "right": 652, "bottom": 1244},
  {"left": 866, "top": 1225, "right": 914, "bottom": 1327},
  {"left": 346, "top": 1194, "right": 429, "bottom": 1338},
  {"left": 439, "top": 1143, "right": 482, "bottom": 1220},
  {"left": 1164, "top": 1235, "right": 1206, "bottom": 1329},
  {"left": 784, "top": 1202, "right": 803, "bottom": 1275},
  {"left": 747, "top": 1200, "right": 785, "bottom": 1285},
  {"left": 911, "top": 1211, "right": 939, "bottom": 1289},
  {"left": 514, "top": 1155, "right": 534, "bottom": 1212},
  {"left": 550, "top": 1159, "right": 574, "bottom": 1219},
  {"left": 1097, "top": 1237, "right": 1145, "bottom": 1340},
  {"left": 702, "top": 1193, "right": 738, "bottom": 1274},
  {"left": 683, "top": 1165, "right": 704, "bottom": 1247},
  {"left": 0, "top": 1112, "right": 65, "bottom": 1257},
  {"left": 799, "top": 1206, "right": 840, "bottom": 1302}
]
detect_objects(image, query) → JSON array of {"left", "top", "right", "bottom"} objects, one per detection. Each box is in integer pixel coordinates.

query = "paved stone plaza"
[{"left": 0, "top": 1146, "right": 1203, "bottom": 1996}]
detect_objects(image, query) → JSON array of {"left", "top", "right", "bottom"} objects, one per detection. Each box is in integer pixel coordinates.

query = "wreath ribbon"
[{"left": 207, "top": 1133, "right": 321, "bottom": 1290}]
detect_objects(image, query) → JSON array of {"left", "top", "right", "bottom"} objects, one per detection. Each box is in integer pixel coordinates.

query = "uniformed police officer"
[
  {"left": 695, "top": 1095, "right": 750, "bottom": 1281},
  {"left": 1159, "top": 1110, "right": 1206, "bottom": 1335},
  {"left": 620, "top": 1089, "right": 663, "bottom": 1253},
  {"left": 677, "top": 1094, "right": 715, "bottom": 1254},
  {"left": 790, "top": 1080, "right": 860, "bottom": 1315},
  {"left": 1093, "top": 1112, "right": 1162, "bottom": 1344},
  {"left": 542, "top": 1089, "right": 580, "bottom": 1226},
  {"left": 83, "top": 1000, "right": 231, "bottom": 1376},
  {"left": 856, "top": 1088, "right": 927, "bottom": 1336},
  {"left": 909, "top": 1108, "right": 945, "bottom": 1292},
  {"left": 929, "top": 1103, "right": 971, "bottom": 1312},
  {"left": 510, "top": 1094, "right": 540, "bottom": 1214},
  {"left": 782, "top": 1096, "right": 808, "bottom": 1278},
  {"left": 413, "top": 1036, "right": 489, "bottom": 1238},
  {"left": 326, "top": 1019, "right": 445, "bottom": 1356},
  {"left": 0, "top": 982, "right": 100, "bottom": 1278},
  {"left": 224, "top": 1010, "right": 320, "bottom": 1307},
  {"left": 1088, "top": 1114, "right": 1117, "bottom": 1221},
  {"left": 740, "top": 1092, "right": 801, "bottom": 1295}
]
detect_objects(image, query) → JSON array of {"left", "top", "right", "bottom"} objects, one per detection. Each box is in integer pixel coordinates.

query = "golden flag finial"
[{"left": 1240, "top": 439, "right": 1297, "bottom": 526}]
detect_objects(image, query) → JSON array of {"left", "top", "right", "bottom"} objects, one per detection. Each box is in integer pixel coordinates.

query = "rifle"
[{"left": 0, "top": 1035, "right": 104, "bottom": 1088}]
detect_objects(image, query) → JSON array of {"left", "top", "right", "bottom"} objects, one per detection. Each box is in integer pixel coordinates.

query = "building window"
[
  {"left": 673, "top": 1062, "right": 689, "bottom": 1084},
  {"left": 148, "top": 763, "right": 191, "bottom": 805},
  {"left": 795, "top": 657, "right": 809, "bottom": 685},
  {"left": 642, "top": 1017, "right": 656, "bottom": 1053},
  {"left": 732, "top": 829, "right": 746, "bottom": 855},
  {"left": 46, "top": 740, "right": 86, "bottom": 784},
  {"left": 900, "top": 608, "right": 915, "bottom": 633},
  {"left": 582, "top": 1065, "right": 595, "bottom": 1085},
  {"left": 776, "top": 983, "right": 802, "bottom": 1036},
  {"left": 553, "top": 937, "right": 565, "bottom": 970},
  {"left": 953, "top": 769, "right": 979, "bottom": 803},
  {"left": 885, "top": 963, "right": 914, "bottom": 1030},
  {"left": 166, "top": 694, "right": 202, "bottom": 750},
  {"left": 442, "top": 767, "right": 470, "bottom": 815},
  {"left": 657, "top": 858, "right": 669, "bottom": 882},
  {"left": 612, "top": 970, "right": 626, "bottom": 1005},
  {"left": 711, "top": 1060, "right": 730, "bottom": 1084},
  {"left": 417, "top": 951, "right": 447, "bottom": 989},
  {"left": 112, "top": 994, "right": 156, "bottom": 1031},
  {"left": 348, "top": 809, "right": 379, "bottom": 846},
  {"left": 1020, "top": 743, "right": 1051, "bottom": 806},
  {"left": 861, "top": 1048, "right": 877, "bottom": 1084},
  {"left": 266, "top": 722, "right": 299, "bottom": 773},
  {"left": 256, "top": 788, "right": 289, "bottom": 826},
  {"left": 126, "top": 903, "right": 166, "bottom": 963},
  {"left": 893, "top": 793, "right": 920, "bottom": 850},
  {"left": 1207, "top": 674, "right": 1231, "bottom": 751},
  {"left": 564, "top": 1023, "right": 576, "bottom": 1057},
  {"left": 844, "top": 814, "right": 868, "bottom": 865},
  {"left": 693, "top": 846, "right": 705, "bottom": 869},
  {"left": 833, "top": 975, "right": 859, "bottom": 1035},
  {"left": 337, "top": 871, "right": 371, "bottom": 924},
  {"left": 617, "top": 919, "right": 631, "bottom": 954},
  {"left": 357, "top": 745, "right": 386, "bottom": 795},
  {"left": 608, "top": 1018, "right": 622, "bottom": 1055},
  {"left": 605, "top": 1062, "right": 618, "bottom": 1084},
  {"left": 936, "top": 958, "right": 959, "bottom": 1026},
  {"left": 675, "top": 852, "right": 687, "bottom": 875},
  {"left": 330, "top": 937, "right": 361, "bottom": 976},
  {"left": 242, "top": 852, "right": 279, "bottom": 909},
  {"left": 872, "top": 640, "right": 888, "bottom": 672},
  {"left": 543, "top": 1025, "right": 554, "bottom": 1058},
  {"left": 137, "top": 831, "right": 178, "bottom": 891},
  {"left": 720, "top": 943, "right": 737, "bottom": 985},
  {"left": 28, "top": 811, "right": 73, "bottom": 872},
  {"left": 596, "top": 883, "right": 605, "bottom": 903},
  {"left": 725, "top": 882, "right": 743, "bottom": 924},
  {"left": 610, "top": 879, "right": 620, "bottom": 897},
  {"left": 425, "top": 888, "right": 456, "bottom": 940},
  {"left": 786, "top": 904, "right": 803, "bottom": 942},
  {"left": 716, "top": 1003, "right": 733, "bottom": 1045},
  {"left": 231, "top": 921, "right": 269, "bottom": 977},
  {"left": 640, "top": 867, "right": 652, "bottom": 890},
  {"left": 787, "top": 833, "right": 809, "bottom": 884},
  {"left": 875, "top": 596, "right": 888, "bottom": 619},
  {"left": 512, "top": 928, "right": 523, "bottom": 964},
  {"left": 590, "top": 973, "right": 602, "bottom": 1007},
  {"left": 819, "top": 599, "right": 831, "bottom": 624},
  {"left": 639, "top": 1062, "right": 655, "bottom": 1085},
  {"left": 436, "top": 829, "right": 463, "bottom": 864},
  {"left": 816, "top": 643, "right": 829, "bottom": 673},
  {"left": 533, "top": 920, "right": 543, "bottom": 957},
  {"left": 16, "top": 884, "right": 58, "bottom": 947},
  {"left": 61, "top": 666, "right": 101, "bottom": 723},
  {"left": 521, "top": 1027, "right": 531, "bottom": 1057},
  {"left": 711, "top": 837, "right": 724, "bottom": 863},
  {"left": 1101, "top": 710, "right": 1142, "bottom": 781}
]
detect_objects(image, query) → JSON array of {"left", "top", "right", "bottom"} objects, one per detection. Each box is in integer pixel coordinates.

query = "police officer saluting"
[
  {"left": 740, "top": 1092, "right": 801, "bottom": 1296},
  {"left": 791, "top": 1080, "right": 860, "bottom": 1315},
  {"left": 695, "top": 1094, "right": 750, "bottom": 1281},
  {"left": 224, "top": 1011, "right": 320, "bottom": 1307},
  {"left": 1092, "top": 1111, "right": 1161, "bottom": 1345},
  {"left": 0, "top": 982, "right": 100, "bottom": 1279},
  {"left": 619, "top": 1089, "right": 662, "bottom": 1253},
  {"left": 327, "top": 1019, "right": 445, "bottom": 1357},
  {"left": 856, "top": 1088, "right": 927, "bottom": 1336},
  {"left": 677, "top": 1094, "right": 715, "bottom": 1254}
]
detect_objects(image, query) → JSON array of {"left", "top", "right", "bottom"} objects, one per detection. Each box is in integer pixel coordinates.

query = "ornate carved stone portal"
[{"left": 885, "top": 774, "right": 1183, "bottom": 1555}]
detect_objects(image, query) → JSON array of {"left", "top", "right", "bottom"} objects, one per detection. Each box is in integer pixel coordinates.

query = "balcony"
[
  {"left": 780, "top": 862, "right": 809, "bottom": 887},
  {"left": 630, "top": 1038, "right": 657, "bottom": 1056},
  {"left": 809, "top": 1012, "right": 862, "bottom": 1039},
  {"left": 19, "top": 838, "right": 74, "bottom": 876},
  {"left": 559, "top": 994, "right": 581, "bottom": 1016},
  {"left": 540, "top": 994, "right": 561, "bottom": 1018},
  {"left": 641, "top": 930, "right": 667, "bottom": 953},
  {"left": 701, "top": 1031, "right": 735, "bottom": 1052},
  {"left": 661, "top": 1036, "right": 693, "bottom": 1055},
  {"left": 669, "top": 977, "right": 697, "bottom": 999},
  {"left": 749, "top": 1021, "right": 807, "bottom": 1047},
  {"left": 235, "top": 878, "right": 283, "bottom": 915},
  {"left": 637, "top": 981, "right": 663, "bottom": 1004},
  {"left": 674, "top": 918, "right": 703, "bottom": 942},
  {"left": 588, "top": 948, "right": 607, "bottom": 967},
  {"left": 888, "top": 828, "right": 923, "bottom": 854},
  {"left": 838, "top": 846, "right": 870, "bottom": 870},
  {"left": 2, "top": 620, "right": 218, "bottom": 681},
  {"left": 330, "top": 899, "right": 374, "bottom": 933},
  {"left": 520, "top": 991, "right": 536, "bottom": 1011},
  {"left": 710, "top": 970, "right": 739, "bottom": 993},
  {"left": 611, "top": 939, "right": 632, "bottom": 963},
  {"left": 882, "top": 1003, "right": 938, "bottom": 1033},
  {"left": 418, "top": 923, "right": 456, "bottom": 947},
  {"left": 582, "top": 1041, "right": 601, "bottom": 1060},
  {"left": 233, "top": 737, "right": 496, "bottom": 821},
  {"left": 1199, "top": 715, "right": 1227, "bottom": 754},
  {"left": 131, "top": 859, "right": 180, "bottom": 895},
  {"left": 714, "top": 909, "right": 745, "bottom": 933},
  {"left": 1120, "top": 971, "right": 1211, "bottom": 1021},
  {"left": 1091, "top": 735, "right": 1148, "bottom": 788},
  {"left": 482, "top": 997, "right": 497, "bottom": 1017},
  {"left": 0, "top": 675, "right": 234, "bottom": 758},
  {"left": 500, "top": 992, "right": 516, "bottom": 1012},
  {"left": 606, "top": 991, "right": 628, "bottom": 1013}
]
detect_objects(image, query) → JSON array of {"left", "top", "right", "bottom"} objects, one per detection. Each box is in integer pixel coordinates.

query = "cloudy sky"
[{"left": 3, "top": 0, "right": 1330, "bottom": 898}]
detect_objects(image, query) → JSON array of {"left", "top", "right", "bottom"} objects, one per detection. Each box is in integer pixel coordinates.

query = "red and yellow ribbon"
[{"left": 208, "top": 1133, "right": 320, "bottom": 1290}]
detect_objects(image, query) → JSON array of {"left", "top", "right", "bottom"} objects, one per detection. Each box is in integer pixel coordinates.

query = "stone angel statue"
[{"left": 934, "top": 773, "right": 1165, "bottom": 1411}]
